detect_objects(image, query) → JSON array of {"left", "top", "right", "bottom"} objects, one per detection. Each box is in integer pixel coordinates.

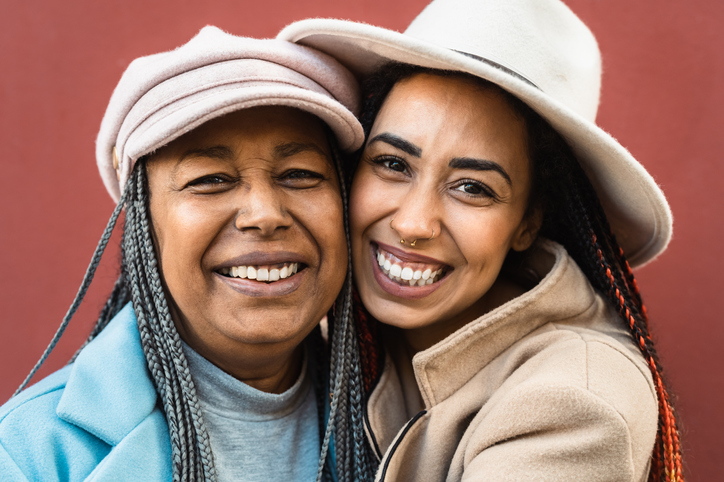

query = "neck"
[
  {"left": 187, "top": 337, "right": 305, "bottom": 394},
  {"left": 167, "top": 299, "right": 311, "bottom": 394},
  {"left": 403, "top": 274, "right": 527, "bottom": 354}
]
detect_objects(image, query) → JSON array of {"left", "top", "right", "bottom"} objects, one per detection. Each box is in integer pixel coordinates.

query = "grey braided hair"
[{"left": 14, "top": 133, "right": 377, "bottom": 482}]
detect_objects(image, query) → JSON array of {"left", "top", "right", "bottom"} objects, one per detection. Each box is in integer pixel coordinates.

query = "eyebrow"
[
  {"left": 179, "top": 145, "right": 236, "bottom": 163},
  {"left": 273, "top": 141, "right": 328, "bottom": 160},
  {"left": 449, "top": 157, "right": 512, "bottom": 185},
  {"left": 369, "top": 132, "right": 512, "bottom": 186},
  {"left": 368, "top": 133, "right": 422, "bottom": 157}
]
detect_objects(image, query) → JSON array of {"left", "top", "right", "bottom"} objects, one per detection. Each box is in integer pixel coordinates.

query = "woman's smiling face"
[
  {"left": 350, "top": 73, "right": 539, "bottom": 350},
  {"left": 146, "top": 106, "right": 347, "bottom": 374}
]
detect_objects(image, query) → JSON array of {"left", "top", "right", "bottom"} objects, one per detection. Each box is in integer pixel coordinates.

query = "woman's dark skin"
[{"left": 147, "top": 106, "right": 347, "bottom": 393}]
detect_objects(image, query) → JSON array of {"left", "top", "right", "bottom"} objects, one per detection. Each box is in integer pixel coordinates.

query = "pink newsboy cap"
[{"left": 96, "top": 26, "right": 364, "bottom": 202}]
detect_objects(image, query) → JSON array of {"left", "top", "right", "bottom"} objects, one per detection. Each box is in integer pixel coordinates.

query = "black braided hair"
[
  {"left": 14, "top": 129, "right": 376, "bottom": 482},
  {"left": 323, "top": 132, "right": 378, "bottom": 482},
  {"left": 355, "top": 62, "right": 683, "bottom": 482},
  {"left": 122, "top": 162, "right": 216, "bottom": 481}
]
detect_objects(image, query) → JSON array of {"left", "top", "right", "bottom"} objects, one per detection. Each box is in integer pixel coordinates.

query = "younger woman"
[{"left": 279, "top": 0, "right": 683, "bottom": 480}]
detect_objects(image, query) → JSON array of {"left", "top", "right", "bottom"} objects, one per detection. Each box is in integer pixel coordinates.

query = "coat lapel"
[{"left": 55, "top": 304, "right": 171, "bottom": 480}]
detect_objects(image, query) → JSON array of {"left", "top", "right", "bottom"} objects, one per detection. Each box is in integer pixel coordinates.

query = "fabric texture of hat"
[
  {"left": 278, "top": 0, "right": 672, "bottom": 267},
  {"left": 97, "top": 26, "right": 364, "bottom": 202}
]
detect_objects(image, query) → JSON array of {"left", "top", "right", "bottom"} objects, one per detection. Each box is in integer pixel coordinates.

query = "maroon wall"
[{"left": 1, "top": 1, "right": 721, "bottom": 479}]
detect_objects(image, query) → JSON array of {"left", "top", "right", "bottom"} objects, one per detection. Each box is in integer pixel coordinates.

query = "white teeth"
[
  {"left": 375, "top": 248, "right": 446, "bottom": 288},
  {"left": 222, "top": 262, "right": 299, "bottom": 282}
]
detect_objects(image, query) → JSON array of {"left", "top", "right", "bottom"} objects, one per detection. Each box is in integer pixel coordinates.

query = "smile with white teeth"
[
  {"left": 376, "top": 248, "right": 447, "bottom": 287},
  {"left": 219, "top": 262, "right": 299, "bottom": 283}
]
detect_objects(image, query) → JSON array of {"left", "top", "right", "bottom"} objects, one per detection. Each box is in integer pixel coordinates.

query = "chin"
[
  {"left": 364, "top": 298, "right": 432, "bottom": 330},
  {"left": 222, "top": 313, "right": 320, "bottom": 345}
]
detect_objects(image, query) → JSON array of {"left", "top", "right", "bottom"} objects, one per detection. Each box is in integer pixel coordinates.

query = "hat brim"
[
  {"left": 100, "top": 85, "right": 363, "bottom": 203},
  {"left": 96, "top": 29, "right": 365, "bottom": 203},
  {"left": 279, "top": 19, "right": 672, "bottom": 267}
]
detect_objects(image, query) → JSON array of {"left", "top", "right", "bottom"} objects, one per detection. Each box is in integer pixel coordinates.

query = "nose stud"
[
  {"left": 391, "top": 219, "right": 407, "bottom": 245},
  {"left": 390, "top": 220, "right": 436, "bottom": 248}
]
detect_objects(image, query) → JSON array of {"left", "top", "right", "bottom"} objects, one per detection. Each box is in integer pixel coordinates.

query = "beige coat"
[{"left": 365, "top": 240, "right": 658, "bottom": 482}]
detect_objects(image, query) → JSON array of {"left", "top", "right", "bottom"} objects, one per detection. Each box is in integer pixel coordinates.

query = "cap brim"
[
  {"left": 279, "top": 19, "right": 672, "bottom": 267},
  {"left": 101, "top": 85, "right": 363, "bottom": 203}
]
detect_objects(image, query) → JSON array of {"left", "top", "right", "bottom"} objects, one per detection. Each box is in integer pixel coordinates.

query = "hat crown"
[{"left": 404, "top": 0, "right": 601, "bottom": 121}]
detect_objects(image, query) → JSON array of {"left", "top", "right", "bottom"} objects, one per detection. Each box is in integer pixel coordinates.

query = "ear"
[{"left": 511, "top": 207, "right": 543, "bottom": 252}]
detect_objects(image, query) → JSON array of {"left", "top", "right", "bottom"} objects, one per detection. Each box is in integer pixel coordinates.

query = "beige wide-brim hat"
[
  {"left": 278, "top": 0, "right": 672, "bottom": 267},
  {"left": 97, "top": 26, "right": 365, "bottom": 202}
]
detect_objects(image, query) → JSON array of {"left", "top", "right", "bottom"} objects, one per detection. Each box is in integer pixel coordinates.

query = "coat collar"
[
  {"left": 372, "top": 240, "right": 598, "bottom": 411},
  {"left": 56, "top": 303, "right": 159, "bottom": 446}
]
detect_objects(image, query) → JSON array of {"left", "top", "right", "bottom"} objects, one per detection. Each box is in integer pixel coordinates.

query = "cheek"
[
  {"left": 451, "top": 209, "right": 525, "bottom": 271},
  {"left": 151, "top": 197, "right": 227, "bottom": 284},
  {"left": 296, "top": 190, "right": 347, "bottom": 266},
  {"left": 349, "top": 170, "right": 390, "bottom": 237}
]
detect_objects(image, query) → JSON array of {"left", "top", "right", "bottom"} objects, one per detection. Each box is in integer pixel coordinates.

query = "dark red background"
[{"left": 1, "top": 1, "right": 721, "bottom": 479}]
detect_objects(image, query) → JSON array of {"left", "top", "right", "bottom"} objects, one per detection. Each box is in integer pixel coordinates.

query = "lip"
[
  {"left": 214, "top": 250, "right": 310, "bottom": 297},
  {"left": 216, "top": 251, "right": 308, "bottom": 270},
  {"left": 375, "top": 241, "right": 446, "bottom": 265},
  {"left": 215, "top": 268, "right": 306, "bottom": 297},
  {"left": 369, "top": 242, "right": 450, "bottom": 300}
]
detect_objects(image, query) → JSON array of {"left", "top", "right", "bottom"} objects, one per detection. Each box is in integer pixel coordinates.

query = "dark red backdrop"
[{"left": 1, "top": 1, "right": 721, "bottom": 479}]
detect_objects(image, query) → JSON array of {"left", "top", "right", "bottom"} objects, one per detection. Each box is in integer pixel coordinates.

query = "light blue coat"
[{"left": 0, "top": 304, "right": 172, "bottom": 481}]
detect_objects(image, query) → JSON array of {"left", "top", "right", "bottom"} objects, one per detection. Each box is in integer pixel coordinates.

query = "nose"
[
  {"left": 234, "top": 178, "right": 293, "bottom": 236},
  {"left": 390, "top": 183, "right": 441, "bottom": 246}
]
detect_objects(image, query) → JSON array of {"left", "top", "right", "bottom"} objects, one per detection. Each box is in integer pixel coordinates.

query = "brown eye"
[
  {"left": 283, "top": 169, "right": 323, "bottom": 180},
  {"left": 183, "top": 173, "right": 238, "bottom": 194},
  {"left": 278, "top": 169, "right": 325, "bottom": 189},
  {"left": 186, "top": 174, "right": 232, "bottom": 187},
  {"left": 453, "top": 180, "right": 498, "bottom": 200},
  {"left": 385, "top": 159, "right": 405, "bottom": 172},
  {"left": 458, "top": 183, "right": 483, "bottom": 194},
  {"left": 373, "top": 156, "right": 408, "bottom": 174}
]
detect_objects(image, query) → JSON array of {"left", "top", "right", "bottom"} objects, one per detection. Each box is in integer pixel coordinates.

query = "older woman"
[
  {"left": 280, "top": 0, "right": 683, "bottom": 481},
  {"left": 0, "top": 27, "right": 375, "bottom": 482}
]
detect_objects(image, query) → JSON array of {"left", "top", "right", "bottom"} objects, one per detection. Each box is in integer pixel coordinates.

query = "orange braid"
[{"left": 593, "top": 234, "right": 683, "bottom": 482}]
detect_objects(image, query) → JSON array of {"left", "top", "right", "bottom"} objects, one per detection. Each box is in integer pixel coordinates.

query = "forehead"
[
  {"left": 371, "top": 73, "right": 530, "bottom": 172},
  {"left": 377, "top": 73, "right": 524, "bottom": 137},
  {"left": 159, "top": 106, "right": 332, "bottom": 159}
]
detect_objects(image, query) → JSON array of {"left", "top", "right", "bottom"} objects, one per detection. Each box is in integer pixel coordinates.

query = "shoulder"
[
  {"left": 498, "top": 303, "right": 658, "bottom": 435},
  {"left": 0, "top": 304, "right": 170, "bottom": 481},
  {"left": 0, "top": 366, "right": 112, "bottom": 481},
  {"left": 461, "top": 315, "right": 658, "bottom": 481}
]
